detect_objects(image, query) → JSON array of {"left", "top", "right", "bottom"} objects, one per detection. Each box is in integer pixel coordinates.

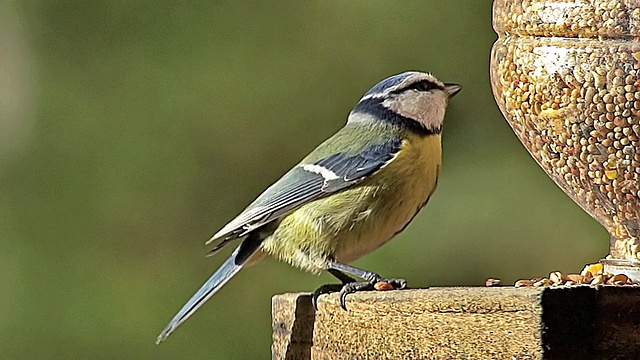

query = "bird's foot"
[{"left": 338, "top": 278, "right": 407, "bottom": 310}]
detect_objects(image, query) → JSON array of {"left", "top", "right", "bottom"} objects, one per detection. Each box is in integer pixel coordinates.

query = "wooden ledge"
[{"left": 272, "top": 287, "right": 640, "bottom": 359}]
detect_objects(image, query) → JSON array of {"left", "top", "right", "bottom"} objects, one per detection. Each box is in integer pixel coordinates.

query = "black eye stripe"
[{"left": 393, "top": 79, "right": 442, "bottom": 94}]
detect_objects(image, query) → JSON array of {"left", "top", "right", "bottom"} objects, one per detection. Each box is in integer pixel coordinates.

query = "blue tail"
[{"left": 156, "top": 236, "right": 261, "bottom": 344}]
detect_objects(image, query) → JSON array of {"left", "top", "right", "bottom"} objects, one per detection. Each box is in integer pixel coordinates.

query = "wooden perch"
[{"left": 272, "top": 287, "right": 640, "bottom": 359}]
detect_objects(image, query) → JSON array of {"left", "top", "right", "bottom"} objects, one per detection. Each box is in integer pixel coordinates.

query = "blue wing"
[{"left": 206, "top": 137, "right": 403, "bottom": 252}]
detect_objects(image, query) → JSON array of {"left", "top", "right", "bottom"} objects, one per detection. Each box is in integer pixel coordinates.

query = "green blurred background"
[{"left": 0, "top": 1, "right": 607, "bottom": 359}]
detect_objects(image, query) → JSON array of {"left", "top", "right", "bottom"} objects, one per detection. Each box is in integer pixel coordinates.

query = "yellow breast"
[
  {"left": 262, "top": 133, "right": 442, "bottom": 274},
  {"left": 332, "top": 133, "right": 442, "bottom": 262}
]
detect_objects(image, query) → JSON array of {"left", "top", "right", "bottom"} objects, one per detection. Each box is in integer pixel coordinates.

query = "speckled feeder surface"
[{"left": 491, "top": 0, "right": 640, "bottom": 277}]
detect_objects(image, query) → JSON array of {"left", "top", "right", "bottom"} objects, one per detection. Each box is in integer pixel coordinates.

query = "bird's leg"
[
  {"left": 328, "top": 260, "right": 407, "bottom": 310},
  {"left": 312, "top": 269, "right": 356, "bottom": 310},
  {"left": 328, "top": 268, "right": 356, "bottom": 284}
]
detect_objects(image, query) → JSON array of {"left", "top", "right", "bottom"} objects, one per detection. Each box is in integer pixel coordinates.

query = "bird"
[{"left": 156, "top": 71, "right": 461, "bottom": 344}]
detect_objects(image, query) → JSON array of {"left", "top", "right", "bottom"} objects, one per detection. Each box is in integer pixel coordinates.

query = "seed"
[
  {"left": 549, "top": 271, "right": 563, "bottom": 284},
  {"left": 533, "top": 279, "right": 548, "bottom": 287},
  {"left": 582, "top": 263, "right": 604, "bottom": 277},
  {"left": 515, "top": 279, "right": 534, "bottom": 287},
  {"left": 606, "top": 170, "right": 619, "bottom": 179},
  {"left": 373, "top": 281, "right": 394, "bottom": 291},
  {"left": 485, "top": 278, "right": 503, "bottom": 287},
  {"left": 591, "top": 275, "right": 604, "bottom": 285},
  {"left": 610, "top": 274, "right": 630, "bottom": 285},
  {"left": 564, "top": 274, "right": 586, "bottom": 284}
]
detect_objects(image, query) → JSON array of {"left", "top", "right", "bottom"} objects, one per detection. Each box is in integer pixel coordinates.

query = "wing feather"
[{"left": 206, "top": 137, "right": 403, "bottom": 253}]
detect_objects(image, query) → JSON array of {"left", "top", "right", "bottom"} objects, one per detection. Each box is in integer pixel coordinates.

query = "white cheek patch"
[
  {"left": 302, "top": 164, "right": 339, "bottom": 180},
  {"left": 383, "top": 93, "right": 447, "bottom": 131}
]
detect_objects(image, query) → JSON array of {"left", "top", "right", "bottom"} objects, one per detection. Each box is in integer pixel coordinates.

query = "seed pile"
[
  {"left": 492, "top": 0, "right": 640, "bottom": 260},
  {"left": 486, "top": 263, "right": 637, "bottom": 288}
]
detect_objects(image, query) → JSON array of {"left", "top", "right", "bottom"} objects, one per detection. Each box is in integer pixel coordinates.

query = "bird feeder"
[{"left": 491, "top": 0, "right": 640, "bottom": 280}]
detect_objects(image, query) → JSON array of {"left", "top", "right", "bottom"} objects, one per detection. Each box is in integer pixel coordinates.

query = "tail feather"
[{"left": 156, "top": 236, "right": 261, "bottom": 344}]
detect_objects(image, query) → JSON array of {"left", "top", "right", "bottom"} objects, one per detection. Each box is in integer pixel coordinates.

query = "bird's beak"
[{"left": 444, "top": 83, "right": 462, "bottom": 98}]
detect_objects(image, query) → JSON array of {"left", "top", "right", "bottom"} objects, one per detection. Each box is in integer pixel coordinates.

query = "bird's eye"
[{"left": 404, "top": 80, "right": 438, "bottom": 92}]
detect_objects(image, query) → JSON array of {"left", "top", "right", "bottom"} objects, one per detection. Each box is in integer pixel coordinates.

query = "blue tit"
[{"left": 156, "top": 71, "right": 461, "bottom": 343}]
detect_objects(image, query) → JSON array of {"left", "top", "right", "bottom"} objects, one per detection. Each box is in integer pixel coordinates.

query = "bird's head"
[{"left": 348, "top": 71, "right": 461, "bottom": 135}]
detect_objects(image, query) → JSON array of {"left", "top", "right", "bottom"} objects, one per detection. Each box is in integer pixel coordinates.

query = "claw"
[
  {"left": 338, "top": 281, "right": 374, "bottom": 310},
  {"left": 312, "top": 284, "right": 342, "bottom": 310}
]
